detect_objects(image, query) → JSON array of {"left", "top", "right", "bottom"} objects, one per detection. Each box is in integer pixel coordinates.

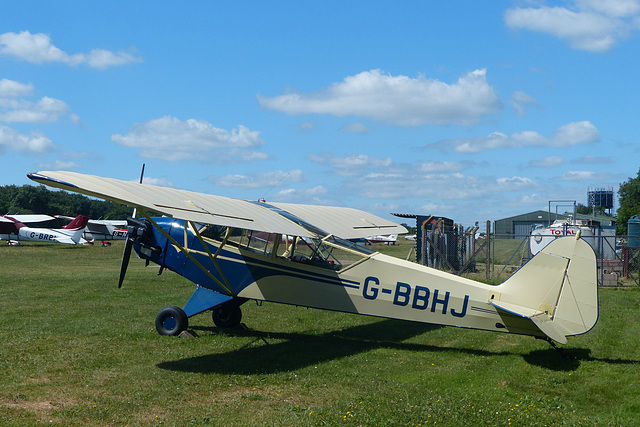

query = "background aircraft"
[
  {"left": 0, "top": 214, "right": 89, "bottom": 245},
  {"left": 365, "top": 234, "right": 399, "bottom": 245},
  {"left": 29, "top": 170, "right": 598, "bottom": 347},
  {"left": 57, "top": 215, "right": 127, "bottom": 242}
]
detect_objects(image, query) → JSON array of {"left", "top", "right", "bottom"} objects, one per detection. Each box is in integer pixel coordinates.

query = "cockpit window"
[
  {"left": 194, "top": 213, "right": 375, "bottom": 271},
  {"left": 198, "top": 224, "right": 227, "bottom": 240},
  {"left": 277, "top": 234, "right": 373, "bottom": 271}
]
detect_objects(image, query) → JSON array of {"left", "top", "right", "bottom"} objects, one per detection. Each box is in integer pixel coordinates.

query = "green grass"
[{"left": 2, "top": 242, "right": 640, "bottom": 425}]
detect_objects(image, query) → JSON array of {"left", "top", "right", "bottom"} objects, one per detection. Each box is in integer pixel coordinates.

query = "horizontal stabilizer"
[{"left": 489, "top": 300, "right": 543, "bottom": 318}]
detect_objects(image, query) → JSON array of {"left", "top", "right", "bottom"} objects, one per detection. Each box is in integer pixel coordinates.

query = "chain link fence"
[{"left": 415, "top": 226, "right": 639, "bottom": 286}]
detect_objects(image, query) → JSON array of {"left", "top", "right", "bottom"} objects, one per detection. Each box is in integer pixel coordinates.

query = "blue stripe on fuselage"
[{"left": 141, "top": 217, "right": 361, "bottom": 296}]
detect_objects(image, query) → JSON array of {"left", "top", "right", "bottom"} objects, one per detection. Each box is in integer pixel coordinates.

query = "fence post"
[{"left": 486, "top": 220, "right": 491, "bottom": 280}]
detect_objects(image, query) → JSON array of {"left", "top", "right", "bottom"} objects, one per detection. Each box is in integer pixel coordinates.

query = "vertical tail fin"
[
  {"left": 490, "top": 234, "right": 598, "bottom": 343},
  {"left": 62, "top": 215, "right": 89, "bottom": 230},
  {"left": 61, "top": 215, "right": 90, "bottom": 244}
]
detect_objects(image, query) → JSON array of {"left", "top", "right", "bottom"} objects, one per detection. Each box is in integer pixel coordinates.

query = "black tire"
[
  {"left": 155, "top": 305, "right": 188, "bottom": 336},
  {"left": 212, "top": 302, "right": 242, "bottom": 328}
]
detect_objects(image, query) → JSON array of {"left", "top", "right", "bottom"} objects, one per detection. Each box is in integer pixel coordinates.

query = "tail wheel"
[
  {"left": 212, "top": 303, "right": 242, "bottom": 328},
  {"left": 155, "top": 305, "right": 188, "bottom": 336}
]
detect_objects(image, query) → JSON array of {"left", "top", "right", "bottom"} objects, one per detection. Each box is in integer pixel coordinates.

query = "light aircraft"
[
  {"left": 0, "top": 213, "right": 89, "bottom": 245},
  {"left": 28, "top": 171, "right": 598, "bottom": 346},
  {"left": 57, "top": 215, "right": 128, "bottom": 241},
  {"left": 366, "top": 234, "right": 398, "bottom": 245}
]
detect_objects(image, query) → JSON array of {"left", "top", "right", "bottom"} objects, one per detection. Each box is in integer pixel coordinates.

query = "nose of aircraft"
[{"left": 118, "top": 217, "right": 160, "bottom": 288}]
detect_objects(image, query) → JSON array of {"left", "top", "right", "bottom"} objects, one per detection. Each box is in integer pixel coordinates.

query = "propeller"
[
  {"left": 118, "top": 235, "right": 133, "bottom": 288},
  {"left": 118, "top": 164, "right": 145, "bottom": 288},
  {"left": 118, "top": 217, "right": 162, "bottom": 288}
]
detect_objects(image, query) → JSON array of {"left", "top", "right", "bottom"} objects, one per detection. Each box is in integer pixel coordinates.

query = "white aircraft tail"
[
  {"left": 490, "top": 234, "right": 598, "bottom": 344},
  {"left": 61, "top": 215, "right": 90, "bottom": 244}
]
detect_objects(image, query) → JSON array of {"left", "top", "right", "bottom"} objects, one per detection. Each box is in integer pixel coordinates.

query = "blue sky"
[{"left": 1, "top": 1, "right": 639, "bottom": 227}]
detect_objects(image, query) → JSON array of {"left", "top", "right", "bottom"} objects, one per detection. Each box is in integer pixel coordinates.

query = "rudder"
[{"left": 492, "top": 234, "right": 598, "bottom": 343}]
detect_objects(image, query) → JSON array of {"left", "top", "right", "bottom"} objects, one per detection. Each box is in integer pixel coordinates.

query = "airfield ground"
[{"left": 1, "top": 240, "right": 639, "bottom": 425}]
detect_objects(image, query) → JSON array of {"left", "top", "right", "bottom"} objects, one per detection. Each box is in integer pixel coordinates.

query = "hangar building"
[{"left": 494, "top": 210, "right": 615, "bottom": 238}]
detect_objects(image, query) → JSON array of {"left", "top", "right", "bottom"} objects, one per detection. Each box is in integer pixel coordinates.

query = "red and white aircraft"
[
  {"left": 0, "top": 214, "right": 89, "bottom": 245},
  {"left": 56, "top": 215, "right": 127, "bottom": 241}
]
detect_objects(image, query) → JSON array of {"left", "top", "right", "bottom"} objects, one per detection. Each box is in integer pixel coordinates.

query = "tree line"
[
  {"left": 1, "top": 184, "right": 133, "bottom": 222},
  {"left": 617, "top": 168, "right": 640, "bottom": 235}
]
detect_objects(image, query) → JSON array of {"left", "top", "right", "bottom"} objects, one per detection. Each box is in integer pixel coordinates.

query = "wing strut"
[
  {"left": 188, "top": 221, "right": 232, "bottom": 288},
  {"left": 138, "top": 210, "right": 235, "bottom": 296}
]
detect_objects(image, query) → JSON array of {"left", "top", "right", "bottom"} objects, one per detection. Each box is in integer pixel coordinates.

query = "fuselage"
[
  {"left": 0, "top": 220, "right": 86, "bottom": 244},
  {"left": 134, "top": 218, "right": 529, "bottom": 337}
]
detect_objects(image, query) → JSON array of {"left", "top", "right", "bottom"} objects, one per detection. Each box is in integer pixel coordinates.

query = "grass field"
[{"left": 2, "top": 241, "right": 640, "bottom": 426}]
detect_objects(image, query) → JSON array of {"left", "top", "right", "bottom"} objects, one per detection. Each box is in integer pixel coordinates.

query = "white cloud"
[
  {"left": 0, "top": 79, "right": 34, "bottom": 97},
  {"left": 418, "top": 202, "right": 455, "bottom": 214},
  {"left": 558, "top": 170, "right": 611, "bottom": 181},
  {"left": 0, "top": 125, "right": 55, "bottom": 154},
  {"left": 297, "top": 121, "right": 315, "bottom": 131},
  {"left": 272, "top": 185, "right": 330, "bottom": 204},
  {"left": 349, "top": 170, "right": 490, "bottom": 201},
  {"left": 85, "top": 49, "right": 141, "bottom": 69},
  {"left": 0, "top": 96, "right": 72, "bottom": 123},
  {"left": 308, "top": 153, "right": 394, "bottom": 176},
  {"left": 576, "top": 0, "right": 640, "bottom": 17},
  {"left": 433, "top": 121, "right": 599, "bottom": 153},
  {"left": 339, "top": 122, "right": 369, "bottom": 133},
  {"left": 496, "top": 176, "right": 537, "bottom": 189},
  {"left": 299, "top": 151, "right": 596, "bottom": 226},
  {"left": 529, "top": 156, "right": 564, "bottom": 168},
  {"left": 111, "top": 115, "right": 266, "bottom": 162},
  {"left": 0, "top": 78, "right": 77, "bottom": 124},
  {"left": 419, "top": 161, "right": 469, "bottom": 173},
  {"left": 504, "top": 0, "right": 640, "bottom": 52},
  {"left": 35, "top": 160, "right": 80, "bottom": 170},
  {"left": 258, "top": 69, "right": 501, "bottom": 126},
  {"left": 574, "top": 155, "right": 613, "bottom": 164},
  {"left": 0, "top": 31, "right": 142, "bottom": 68},
  {"left": 309, "top": 153, "right": 525, "bottom": 203},
  {"left": 138, "top": 177, "right": 175, "bottom": 187},
  {"left": 211, "top": 169, "right": 305, "bottom": 189},
  {"left": 510, "top": 90, "right": 540, "bottom": 116}
]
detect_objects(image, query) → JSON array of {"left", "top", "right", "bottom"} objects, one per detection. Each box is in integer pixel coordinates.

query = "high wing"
[
  {"left": 28, "top": 171, "right": 406, "bottom": 239},
  {"left": 268, "top": 203, "right": 405, "bottom": 239},
  {"left": 0, "top": 214, "right": 56, "bottom": 224}
]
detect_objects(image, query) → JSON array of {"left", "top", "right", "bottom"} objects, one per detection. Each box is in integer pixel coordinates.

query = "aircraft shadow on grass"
[
  {"left": 157, "top": 319, "right": 449, "bottom": 375},
  {"left": 523, "top": 347, "right": 640, "bottom": 371},
  {"left": 157, "top": 319, "right": 640, "bottom": 375}
]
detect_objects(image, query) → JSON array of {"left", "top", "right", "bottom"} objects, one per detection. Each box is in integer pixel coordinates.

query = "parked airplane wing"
[
  {"left": 28, "top": 171, "right": 405, "bottom": 239},
  {"left": 0, "top": 214, "right": 56, "bottom": 223}
]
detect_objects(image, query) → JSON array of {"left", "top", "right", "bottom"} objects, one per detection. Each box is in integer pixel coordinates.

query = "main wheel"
[
  {"left": 155, "top": 305, "right": 188, "bottom": 336},
  {"left": 212, "top": 302, "right": 242, "bottom": 328}
]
